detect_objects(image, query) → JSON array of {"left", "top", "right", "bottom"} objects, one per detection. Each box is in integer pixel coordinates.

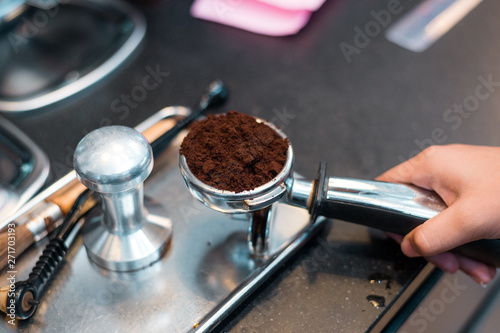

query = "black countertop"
[{"left": 4, "top": 0, "right": 500, "bottom": 331}]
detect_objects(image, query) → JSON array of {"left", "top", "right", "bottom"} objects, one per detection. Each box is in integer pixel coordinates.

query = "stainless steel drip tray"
[
  {"left": 0, "top": 0, "right": 145, "bottom": 112},
  {"left": 1, "top": 129, "right": 431, "bottom": 332},
  {"left": 5, "top": 136, "right": 325, "bottom": 333}
]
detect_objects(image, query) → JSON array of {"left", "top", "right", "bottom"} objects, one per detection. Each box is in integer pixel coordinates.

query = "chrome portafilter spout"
[
  {"left": 180, "top": 124, "right": 500, "bottom": 267},
  {"left": 74, "top": 126, "right": 173, "bottom": 271}
]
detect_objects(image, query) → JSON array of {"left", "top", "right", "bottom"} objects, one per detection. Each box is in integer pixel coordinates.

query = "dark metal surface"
[{"left": 3, "top": 0, "right": 500, "bottom": 331}]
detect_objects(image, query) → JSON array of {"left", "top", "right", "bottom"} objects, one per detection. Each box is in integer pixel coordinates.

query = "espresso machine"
[{"left": 0, "top": 0, "right": 145, "bottom": 112}]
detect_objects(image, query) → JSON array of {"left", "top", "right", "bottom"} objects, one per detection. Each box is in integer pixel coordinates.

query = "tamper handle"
[
  {"left": 290, "top": 161, "right": 500, "bottom": 268},
  {"left": 74, "top": 125, "right": 172, "bottom": 272}
]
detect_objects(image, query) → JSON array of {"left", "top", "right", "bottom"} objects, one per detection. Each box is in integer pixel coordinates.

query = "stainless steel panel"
[{"left": 1, "top": 135, "right": 322, "bottom": 332}]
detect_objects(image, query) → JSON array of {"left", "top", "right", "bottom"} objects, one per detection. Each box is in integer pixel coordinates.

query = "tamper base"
[{"left": 82, "top": 197, "right": 173, "bottom": 272}]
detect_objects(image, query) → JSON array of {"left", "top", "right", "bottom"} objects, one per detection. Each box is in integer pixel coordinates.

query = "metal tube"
[
  {"left": 317, "top": 177, "right": 445, "bottom": 234},
  {"left": 287, "top": 178, "right": 313, "bottom": 209},
  {"left": 248, "top": 206, "right": 273, "bottom": 259},
  {"left": 100, "top": 185, "right": 146, "bottom": 235}
]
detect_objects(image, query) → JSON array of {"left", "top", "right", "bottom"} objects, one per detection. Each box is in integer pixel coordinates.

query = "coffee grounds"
[{"left": 180, "top": 111, "right": 289, "bottom": 193}]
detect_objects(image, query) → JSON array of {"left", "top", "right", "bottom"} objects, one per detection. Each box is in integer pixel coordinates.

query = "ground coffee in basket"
[{"left": 180, "top": 111, "right": 289, "bottom": 193}]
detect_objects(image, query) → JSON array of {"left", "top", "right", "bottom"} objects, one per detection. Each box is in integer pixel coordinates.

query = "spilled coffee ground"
[{"left": 180, "top": 111, "right": 289, "bottom": 193}]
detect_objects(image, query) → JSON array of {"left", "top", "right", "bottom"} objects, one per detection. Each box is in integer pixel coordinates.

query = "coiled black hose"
[{"left": 10, "top": 190, "right": 96, "bottom": 319}]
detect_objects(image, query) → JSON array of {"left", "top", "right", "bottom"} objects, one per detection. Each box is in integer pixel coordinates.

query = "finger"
[
  {"left": 385, "top": 232, "right": 403, "bottom": 244},
  {"left": 424, "top": 252, "right": 460, "bottom": 273},
  {"left": 376, "top": 146, "right": 460, "bottom": 205},
  {"left": 456, "top": 254, "right": 496, "bottom": 285},
  {"left": 376, "top": 147, "right": 437, "bottom": 189},
  {"left": 387, "top": 232, "right": 460, "bottom": 273},
  {"left": 424, "top": 252, "right": 496, "bottom": 285},
  {"left": 400, "top": 202, "right": 484, "bottom": 257}
]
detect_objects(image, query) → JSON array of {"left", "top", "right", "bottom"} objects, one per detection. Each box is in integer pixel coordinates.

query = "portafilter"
[{"left": 180, "top": 119, "right": 500, "bottom": 266}]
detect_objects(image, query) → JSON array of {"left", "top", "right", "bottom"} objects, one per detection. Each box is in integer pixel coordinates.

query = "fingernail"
[
  {"left": 473, "top": 271, "right": 492, "bottom": 286},
  {"left": 401, "top": 238, "right": 420, "bottom": 257}
]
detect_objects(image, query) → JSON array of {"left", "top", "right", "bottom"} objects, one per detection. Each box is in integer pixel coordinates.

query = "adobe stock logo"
[
  {"left": 340, "top": 0, "right": 406, "bottom": 64},
  {"left": 8, "top": 2, "right": 61, "bottom": 53},
  {"left": 400, "top": 276, "right": 467, "bottom": 333},
  {"left": 110, "top": 65, "right": 169, "bottom": 120}
]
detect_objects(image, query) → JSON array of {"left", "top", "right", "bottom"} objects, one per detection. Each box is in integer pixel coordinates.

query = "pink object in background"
[
  {"left": 257, "top": 0, "right": 326, "bottom": 11},
  {"left": 190, "top": 0, "right": 326, "bottom": 36}
]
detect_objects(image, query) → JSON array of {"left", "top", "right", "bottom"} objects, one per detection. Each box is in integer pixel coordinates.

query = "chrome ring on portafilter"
[{"left": 179, "top": 120, "right": 294, "bottom": 258}]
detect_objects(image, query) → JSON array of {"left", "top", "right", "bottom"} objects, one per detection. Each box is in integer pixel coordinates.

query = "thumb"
[{"left": 401, "top": 203, "right": 481, "bottom": 257}]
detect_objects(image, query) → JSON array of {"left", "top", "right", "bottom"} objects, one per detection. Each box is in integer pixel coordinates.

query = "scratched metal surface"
[
  {"left": 0, "top": 138, "right": 425, "bottom": 333},
  {"left": 0, "top": 137, "right": 328, "bottom": 332}
]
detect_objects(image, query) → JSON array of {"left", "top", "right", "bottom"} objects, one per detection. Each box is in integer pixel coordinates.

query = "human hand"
[{"left": 376, "top": 144, "right": 500, "bottom": 284}]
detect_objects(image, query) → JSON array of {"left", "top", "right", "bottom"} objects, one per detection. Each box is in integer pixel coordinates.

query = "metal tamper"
[{"left": 74, "top": 126, "right": 172, "bottom": 271}]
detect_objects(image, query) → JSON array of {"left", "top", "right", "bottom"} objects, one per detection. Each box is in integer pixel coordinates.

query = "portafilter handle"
[{"left": 288, "top": 161, "right": 500, "bottom": 268}]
